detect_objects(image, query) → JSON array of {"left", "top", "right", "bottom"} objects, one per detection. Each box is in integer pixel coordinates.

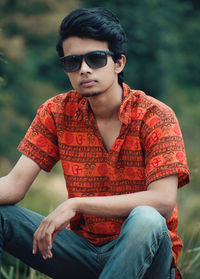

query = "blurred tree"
[
  {"left": 175, "top": 0, "right": 200, "bottom": 87},
  {"left": 82, "top": 0, "right": 200, "bottom": 99},
  {"left": 0, "top": 0, "right": 200, "bottom": 163},
  {"left": 0, "top": 1, "right": 200, "bottom": 278},
  {"left": 0, "top": 0, "right": 79, "bottom": 162}
]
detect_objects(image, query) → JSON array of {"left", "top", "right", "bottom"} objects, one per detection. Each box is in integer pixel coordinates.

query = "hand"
[{"left": 32, "top": 199, "right": 77, "bottom": 259}]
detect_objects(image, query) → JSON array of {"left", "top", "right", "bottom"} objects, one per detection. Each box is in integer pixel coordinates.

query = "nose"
[{"left": 79, "top": 58, "right": 92, "bottom": 74}]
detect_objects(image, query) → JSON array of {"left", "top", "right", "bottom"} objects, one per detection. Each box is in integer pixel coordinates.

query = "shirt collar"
[
  {"left": 74, "top": 83, "right": 135, "bottom": 125},
  {"left": 118, "top": 83, "right": 135, "bottom": 125}
]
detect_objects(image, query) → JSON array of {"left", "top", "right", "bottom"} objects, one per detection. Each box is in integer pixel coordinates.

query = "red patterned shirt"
[{"left": 18, "top": 83, "right": 189, "bottom": 277}]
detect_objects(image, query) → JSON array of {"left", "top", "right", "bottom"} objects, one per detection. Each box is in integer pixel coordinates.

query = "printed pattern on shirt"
[{"left": 18, "top": 83, "right": 190, "bottom": 269}]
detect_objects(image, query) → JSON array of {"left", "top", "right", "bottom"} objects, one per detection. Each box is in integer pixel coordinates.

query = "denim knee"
[
  {"left": 100, "top": 207, "right": 172, "bottom": 279},
  {"left": 120, "top": 206, "right": 169, "bottom": 243},
  {"left": 0, "top": 205, "right": 11, "bottom": 220},
  {"left": 130, "top": 205, "right": 166, "bottom": 227},
  {"left": 0, "top": 204, "right": 16, "bottom": 220},
  {"left": 0, "top": 205, "right": 16, "bottom": 233}
]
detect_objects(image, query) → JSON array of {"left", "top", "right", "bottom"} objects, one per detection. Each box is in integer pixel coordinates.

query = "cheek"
[
  {"left": 98, "top": 60, "right": 115, "bottom": 76},
  {"left": 67, "top": 74, "right": 77, "bottom": 87},
  {"left": 100, "top": 65, "right": 116, "bottom": 83}
]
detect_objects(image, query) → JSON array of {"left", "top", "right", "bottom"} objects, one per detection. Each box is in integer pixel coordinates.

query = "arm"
[
  {"left": 0, "top": 155, "right": 41, "bottom": 204},
  {"left": 33, "top": 174, "right": 178, "bottom": 259},
  {"left": 73, "top": 174, "right": 178, "bottom": 220}
]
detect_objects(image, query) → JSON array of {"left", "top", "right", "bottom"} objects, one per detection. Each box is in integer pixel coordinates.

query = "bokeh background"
[{"left": 0, "top": 0, "right": 200, "bottom": 278}]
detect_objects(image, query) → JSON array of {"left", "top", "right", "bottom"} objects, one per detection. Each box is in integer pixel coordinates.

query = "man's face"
[{"left": 62, "top": 37, "right": 123, "bottom": 97}]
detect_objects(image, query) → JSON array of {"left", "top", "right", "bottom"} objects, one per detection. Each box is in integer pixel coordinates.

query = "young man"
[{"left": 0, "top": 7, "right": 189, "bottom": 279}]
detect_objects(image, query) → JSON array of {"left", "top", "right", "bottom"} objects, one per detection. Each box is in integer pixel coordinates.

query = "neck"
[{"left": 88, "top": 83, "right": 123, "bottom": 121}]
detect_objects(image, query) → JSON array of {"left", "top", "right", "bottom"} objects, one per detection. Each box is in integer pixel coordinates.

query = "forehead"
[{"left": 62, "top": 37, "right": 109, "bottom": 56}]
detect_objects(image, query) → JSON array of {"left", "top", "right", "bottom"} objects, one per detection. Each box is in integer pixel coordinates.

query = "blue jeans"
[{"left": 0, "top": 205, "right": 176, "bottom": 279}]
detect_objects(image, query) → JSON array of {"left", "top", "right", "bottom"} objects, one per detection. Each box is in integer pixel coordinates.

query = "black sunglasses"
[{"left": 60, "top": 50, "right": 114, "bottom": 72}]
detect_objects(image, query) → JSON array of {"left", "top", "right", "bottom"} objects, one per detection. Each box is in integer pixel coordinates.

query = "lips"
[{"left": 80, "top": 79, "right": 97, "bottom": 87}]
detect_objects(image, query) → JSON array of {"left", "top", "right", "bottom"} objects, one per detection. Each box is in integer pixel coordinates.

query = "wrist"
[{"left": 67, "top": 197, "right": 82, "bottom": 213}]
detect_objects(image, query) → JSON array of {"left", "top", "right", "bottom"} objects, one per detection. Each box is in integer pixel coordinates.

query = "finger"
[
  {"left": 44, "top": 230, "right": 53, "bottom": 258},
  {"left": 32, "top": 236, "right": 37, "bottom": 255},
  {"left": 52, "top": 230, "right": 60, "bottom": 243},
  {"left": 34, "top": 219, "right": 50, "bottom": 257},
  {"left": 33, "top": 229, "right": 48, "bottom": 258},
  {"left": 33, "top": 218, "right": 46, "bottom": 255},
  {"left": 39, "top": 224, "right": 55, "bottom": 259},
  {"left": 47, "top": 246, "right": 53, "bottom": 259}
]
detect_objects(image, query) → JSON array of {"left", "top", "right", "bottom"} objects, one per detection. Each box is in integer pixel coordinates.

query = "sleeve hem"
[
  {"left": 146, "top": 165, "right": 190, "bottom": 188},
  {"left": 18, "top": 140, "right": 58, "bottom": 172}
]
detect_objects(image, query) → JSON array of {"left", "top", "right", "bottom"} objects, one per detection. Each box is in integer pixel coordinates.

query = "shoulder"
[
  {"left": 120, "top": 84, "right": 177, "bottom": 126},
  {"left": 133, "top": 90, "right": 174, "bottom": 116},
  {"left": 123, "top": 83, "right": 177, "bottom": 121},
  {"left": 37, "top": 90, "right": 82, "bottom": 116}
]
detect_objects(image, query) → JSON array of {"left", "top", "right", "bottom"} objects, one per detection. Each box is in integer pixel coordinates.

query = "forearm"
[
  {"left": 70, "top": 175, "right": 178, "bottom": 220},
  {"left": 71, "top": 191, "right": 169, "bottom": 220}
]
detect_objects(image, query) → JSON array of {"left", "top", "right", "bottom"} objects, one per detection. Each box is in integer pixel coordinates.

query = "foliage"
[
  {"left": 1, "top": 263, "right": 50, "bottom": 279},
  {"left": 164, "top": 83, "right": 200, "bottom": 278},
  {"left": 0, "top": 0, "right": 79, "bottom": 162},
  {"left": 82, "top": 0, "right": 200, "bottom": 97},
  {"left": 0, "top": 0, "right": 200, "bottom": 278},
  {"left": 1, "top": 0, "right": 200, "bottom": 162}
]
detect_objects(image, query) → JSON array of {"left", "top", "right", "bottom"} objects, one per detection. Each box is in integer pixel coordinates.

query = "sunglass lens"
[
  {"left": 62, "top": 55, "right": 81, "bottom": 72},
  {"left": 86, "top": 52, "right": 107, "bottom": 69}
]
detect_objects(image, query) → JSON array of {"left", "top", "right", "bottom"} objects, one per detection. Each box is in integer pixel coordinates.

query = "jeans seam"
[{"left": 136, "top": 231, "right": 171, "bottom": 279}]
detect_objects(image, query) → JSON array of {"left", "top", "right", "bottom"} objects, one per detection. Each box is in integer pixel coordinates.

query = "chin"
[{"left": 81, "top": 91, "right": 103, "bottom": 98}]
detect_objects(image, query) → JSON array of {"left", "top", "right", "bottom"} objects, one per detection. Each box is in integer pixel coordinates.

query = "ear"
[{"left": 115, "top": 54, "right": 126, "bottom": 74}]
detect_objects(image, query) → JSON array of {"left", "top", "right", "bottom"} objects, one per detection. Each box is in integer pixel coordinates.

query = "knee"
[
  {"left": 0, "top": 204, "right": 16, "bottom": 212},
  {"left": 0, "top": 205, "right": 17, "bottom": 219},
  {"left": 121, "top": 206, "right": 168, "bottom": 238},
  {"left": 0, "top": 205, "right": 12, "bottom": 230},
  {"left": 131, "top": 205, "right": 165, "bottom": 225}
]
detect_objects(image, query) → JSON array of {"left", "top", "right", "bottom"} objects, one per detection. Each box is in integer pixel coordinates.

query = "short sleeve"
[
  {"left": 18, "top": 101, "right": 60, "bottom": 172},
  {"left": 141, "top": 104, "right": 190, "bottom": 187}
]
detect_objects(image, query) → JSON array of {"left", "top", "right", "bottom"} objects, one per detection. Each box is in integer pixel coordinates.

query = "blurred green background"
[{"left": 0, "top": 0, "right": 200, "bottom": 278}]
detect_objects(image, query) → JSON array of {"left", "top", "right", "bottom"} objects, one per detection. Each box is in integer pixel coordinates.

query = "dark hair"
[{"left": 56, "top": 7, "right": 126, "bottom": 85}]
